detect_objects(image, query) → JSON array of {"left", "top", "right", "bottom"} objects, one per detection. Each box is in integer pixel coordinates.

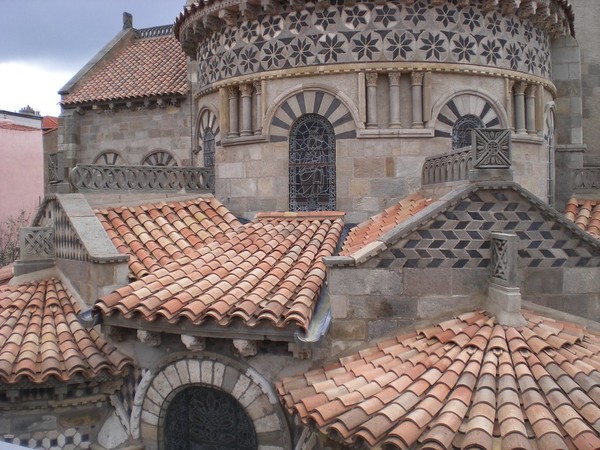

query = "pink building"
[{"left": 0, "top": 118, "right": 44, "bottom": 224}]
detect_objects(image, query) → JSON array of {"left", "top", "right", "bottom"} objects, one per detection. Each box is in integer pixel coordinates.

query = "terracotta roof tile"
[
  {"left": 96, "top": 212, "right": 344, "bottom": 330},
  {"left": 565, "top": 197, "right": 600, "bottom": 238},
  {"left": 277, "top": 310, "right": 600, "bottom": 449},
  {"left": 95, "top": 197, "right": 242, "bottom": 279},
  {"left": 0, "top": 278, "right": 131, "bottom": 384},
  {"left": 341, "top": 194, "right": 433, "bottom": 256},
  {"left": 61, "top": 32, "right": 187, "bottom": 105}
]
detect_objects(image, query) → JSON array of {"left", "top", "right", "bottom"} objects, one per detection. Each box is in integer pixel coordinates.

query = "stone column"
[
  {"left": 411, "top": 71, "right": 424, "bottom": 129},
  {"left": 227, "top": 86, "right": 239, "bottom": 138},
  {"left": 253, "top": 80, "right": 262, "bottom": 135},
  {"left": 240, "top": 83, "right": 253, "bottom": 137},
  {"left": 365, "top": 72, "right": 378, "bottom": 129},
  {"left": 525, "top": 84, "right": 537, "bottom": 135},
  {"left": 389, "top": 72, "right": 401, "bottom": 128},
  {"left": 514, "top": 82, "right": 527, "bottom": 134}
]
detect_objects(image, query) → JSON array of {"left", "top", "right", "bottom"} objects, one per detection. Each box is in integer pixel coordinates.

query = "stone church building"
[{"left": 3, "top": 0, "right": 600, "bottom": 449}]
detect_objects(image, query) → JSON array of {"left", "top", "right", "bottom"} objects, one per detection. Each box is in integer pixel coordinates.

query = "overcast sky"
[{"left": 0, "top": 1, "right": 185, "bottom": 117}]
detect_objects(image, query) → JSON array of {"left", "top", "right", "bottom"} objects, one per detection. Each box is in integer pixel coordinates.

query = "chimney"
[
  {"left": 485, "top": 232, "right": 526, "bottom": 327},
  {"left": 123, "top": 12, "right": 133, "bottom": 29}
]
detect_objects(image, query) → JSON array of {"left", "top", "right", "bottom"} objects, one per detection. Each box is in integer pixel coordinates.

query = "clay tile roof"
[
  {"left": 0, "top": 120, "right": 38, "bottom": 132},
  {"left": 277, "top": 310, "right": 600, "bottom": 449},
  {"left": 0, "top": 278, "right": 132, "bottom": 384},
  {"left": 95, "top": 197, "right": 242, "bottom": 279},
  {"left": 61, "top": 32, "right": 188, "bottom": 105},
  {"left": 341, "top": 194, "right": 433, "bottom": 256},
  {"left": 565, "top": 197, "right": 600, "bottom": 238},
  {"left": 0, "top": 265, "right": 12, "bottom": 286},
  {"left": 95, "top": 213, "right": 344, "bottom": 331}
]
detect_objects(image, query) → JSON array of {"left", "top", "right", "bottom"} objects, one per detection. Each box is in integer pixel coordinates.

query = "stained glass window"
[
  {"left": 452, "top": 114, "right": 484, "bottom": 149},
  {"left": 164, "top": 386, "right": 257, "bottom": 450},
  {"left": 203, "top": 128, "right": 216, "bottom": 168},
  {"left": 289, "top": 114, "right": 336, "bottom": 211}
]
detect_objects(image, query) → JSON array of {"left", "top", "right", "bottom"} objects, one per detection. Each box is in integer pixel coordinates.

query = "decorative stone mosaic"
[
  {"left": 434, "top": 93, "right": 501, "bottom": 142},
  {"left": 2, "top": 426, "right": 94, "bottom": 450},
  {"left": 382, "top": 189, "right": 600, "bottom": 269},
  {"left": 196, "top": 0, "right": 551, "bottom": 88}
]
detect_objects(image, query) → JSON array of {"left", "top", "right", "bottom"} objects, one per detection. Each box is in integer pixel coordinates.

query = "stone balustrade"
[
  {"left": 69, "top": 165, "right": 215, "bottom": 193},
  {"left": 572, "top": 168, "right": 600, "bottom": 192},
  {"left": 421, "top": 147, "right": 473, "bottom": 185}
]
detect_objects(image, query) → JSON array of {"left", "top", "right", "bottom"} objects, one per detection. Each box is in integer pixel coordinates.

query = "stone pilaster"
[
  {"left": 388, "top": 72, "right": 401, "bottom": 128},
  {"left": 411, "top": 71, "right": 424, "bottom": 129},
  {"left": 365, "top": 72, "right": 378, "bottom": 129}
]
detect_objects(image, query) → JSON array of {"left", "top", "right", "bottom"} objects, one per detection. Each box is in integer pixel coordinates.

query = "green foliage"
[{"left": 0, "top": 210, "right": 31, "bottom": 267}]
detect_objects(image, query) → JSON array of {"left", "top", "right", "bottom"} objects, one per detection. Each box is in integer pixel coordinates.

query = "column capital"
[
  {"left": 365, "top": 72, "right": 378, "bottom": 87},
  {"left": 227, "top": 86, "right": 239, "bottom": 99},
  {"left": 514, "top": 82, "right": 527, "bottom": 95},
  {"left": 525, "top": 84, "right": 537, "bottom": 98},
  {"left": 253, "top": 80, "right": 262, "bottom": 95},
  {"left": 239, "top": 83, "right": 253, "bottom": 97},
  {"left": 388, "top": 71, "right": 401, "bottom": 86},
  {"left": 411, "top": 71, "right": 424, "bottom": 86}
]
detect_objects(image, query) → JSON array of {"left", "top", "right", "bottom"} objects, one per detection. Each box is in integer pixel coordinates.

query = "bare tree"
[{"left": 0, "top": 210, "right": 31, "bottom": 267}]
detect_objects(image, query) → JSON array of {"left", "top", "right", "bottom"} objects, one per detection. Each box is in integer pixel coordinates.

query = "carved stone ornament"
[
  {"left": 411, "top": 71, "right": 424, "bottom": 85},
  {"left": 473, "top": 129, "right": 512, "bottom": 169},
  {"left": 365, "top": 72, "right": 378, "bottom": 87}
]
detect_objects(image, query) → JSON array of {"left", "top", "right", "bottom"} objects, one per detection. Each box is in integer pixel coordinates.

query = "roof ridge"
[
  {"left": 254, "top": 211, "right": 345, "bottom": 220},
  {"left": 135, "top": 24, "right": 174, "bottom": 38}
]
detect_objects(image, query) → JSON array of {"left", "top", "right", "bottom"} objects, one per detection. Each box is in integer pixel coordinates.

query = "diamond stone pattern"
[{"left": 388, "top": 190, "right": 600, "bottom": 269}]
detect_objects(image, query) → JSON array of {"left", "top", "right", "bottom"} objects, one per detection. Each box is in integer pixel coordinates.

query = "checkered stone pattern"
[
  {"left": 386, "top": 189, "right": 600, "bottom": 269},
  {"left": 2, "top": 426, "right": 93, "bottom": 450}
]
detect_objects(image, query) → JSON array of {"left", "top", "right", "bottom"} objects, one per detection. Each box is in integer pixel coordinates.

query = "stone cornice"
[{"left": 194, "top": 61, "right": 557, "bottom": 99}]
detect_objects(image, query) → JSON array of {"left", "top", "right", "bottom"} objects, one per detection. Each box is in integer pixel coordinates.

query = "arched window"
[
  {"left": 163, "top": 386, "right": 257, "bottom": 450},
  {"left": 289, "top": 114, "right": 336, "bottom": 211},
  {"left": 142, "top": 151, "right": 178, "bottom": 167},
  {"left": 94, "top": 151, "right": 124, "bottom": 165},
  {"left": 452, "top": 114, "right": 484, "bottom": 149},
  {"left": 203, "top": 128, "right": 216, "bottom": 168}
]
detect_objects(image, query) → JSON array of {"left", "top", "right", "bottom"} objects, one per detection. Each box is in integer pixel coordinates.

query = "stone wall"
[
  {"left": 326, "top": 184, "right": 600, "bottom": 351},
  {"left": 61, "top": 100, "right": 192, "bottom": 168},
  {"left": 210, "top": 72, "right": 552, "bottom": 222}
]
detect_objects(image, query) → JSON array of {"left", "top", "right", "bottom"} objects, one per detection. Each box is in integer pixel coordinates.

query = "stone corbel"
[
  {"left": 203, "top": 14, "right": 224, "bottom": 32},
  {"left": 181, "top": 334, "right": 206, "bottom": 351},
  {"left": 240, "top": 1, "right": 260, "bottom": 20},
  {"left": 314, "top": 0, "right": 329, "bottom": 10},
  {"left": 233, "top": 339, "right": 258, "bottom": 357},
  {"left": 458, "top": 0, "right": 470, "bottom": 7},
  {"left": 501, "top": 0, "right": 518, "bottom": 15},
  {"left": 137, "top": 330, "right": 161, "bottom": 347},
  {"left": 193, "top": 21, "right": 206, "bottom": 39},
  {"left": 290, "top": 0, "right": 305, "bottom": 10},
  {"left": 518, "top": 0, "right": 537, "bottom": 19},
  {"left": 262, "top": 0, "right": 281, "bottom": 16},
  {"left": 483, "top": 0, "right": 499, "bottom": 12},
  {"left": 219, "top": 9, "right": 238, "bottom": 27}
]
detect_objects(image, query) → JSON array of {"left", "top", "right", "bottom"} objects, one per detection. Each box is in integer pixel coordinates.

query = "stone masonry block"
[
  {"left": 217, "top": 162, "right": 245, "bottom": 178},
  {"left": 231, "top": 374, "right": 251, "bottom": 400},
  {"left": 213, "top": 362, "right": 225, "bottom": 387},
  {"left": 563, "top": 268, "right": 600, "bottom": 293},
  {"left": 163, "top": 364, "right": 182, "bottom": 388},
  {"left": 348, "top": 295, "right": 417, "bottom": 319},
  {"left": 253, "top": 414, "right": 280, "bottom": 433},
  {"left": 329, "top": 268, "right": 402, "bottom": 296},
  {"left": 330, "top": 320, "right": 366, "bottom": 340},
  {"left": 201, "top": 360, "right": 214, "bottom": 384},
  {"left": 330, "top": 295, "right": 348, "bottom": 319},
  {"left": 175, "top": 360, "right": 190, "bottom": 386},
  {"left": 151, "top": 372, "right": 173, "bottom": 399},
  {"left": 404, "top": 269, "right": 452, "bottom": 296},
  {"left": 418, "top": 295, "right": 481, "bottom": 321},
  {"left": 230, "top": 178, "right": 258, "bottom": 197},
  {"left": 188, "top": 360, "right": 201, "bottom": 384},
  {"left": 451, "top": 269, "right": 489, "bottom": 295},
  {"left": 522, "top": 268, "right": 564, "bottom": 294}
]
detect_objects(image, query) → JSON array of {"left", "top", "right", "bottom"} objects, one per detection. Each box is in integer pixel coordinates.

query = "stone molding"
[{"left": 131, "top": 353, "right": 292, "bottom": 450}]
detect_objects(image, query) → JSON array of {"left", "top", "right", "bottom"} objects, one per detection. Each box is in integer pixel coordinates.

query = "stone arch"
[
  {"left": 141, "top": 150, "right": 178, "bottom": 167},
  {"left": 93, "top": 150, "right": 126, "bottom": 165},
  {"left": 432, "top": 91, "right": 507, "bottom": 145},
  {"left": 132, "top": 353, "right": 292, "bottom": 450},
  {"left": 544, "top": 102, "right": 557, "bottom": 205},
  {"left": 266, "top": 85, "right": 360, "bottom": 143},
  {"left": 195, "top": 107, "right": 221, "bottom": 167}
]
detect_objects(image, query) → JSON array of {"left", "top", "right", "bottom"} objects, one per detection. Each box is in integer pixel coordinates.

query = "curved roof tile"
[
  {"left": 0, "top": 278, "right": 132, "bottom": 384},
  {"left": 61, "top": 33, "right": 187, "bottom": 105},
  {"left": 95, "top": 197, "right": 242, "bottom": 279},
  {"left": 277, "top": 310, "right": 600, "bottom": 449},
  {"left": 95, "top": 213, "right": 344, "bottom": 331},
  {"left": 565, "top": 197, "right": 600, "bottom": 238}
]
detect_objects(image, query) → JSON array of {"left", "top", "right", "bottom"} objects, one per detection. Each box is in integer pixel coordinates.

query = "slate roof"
[
  {"left": 277, "top": 310, "right": 600, "bottom": 449},
  {"left": 0, "top": 278, "right": 131, "bottom": 384},
  {"left": 565, "top": 197, "right": 600, "bottom": 239},
  {"left": 95, "top": 197, "right": 242, "bottom": 279},
  {"left": 341, "top": 194, "right": 433, "bottom": 256},
  {"left": 95, "top": 211, "right": 344, "bottom": 331},
  {"left": 61, "top": 31, "right": 187, "bottom": 105}
]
